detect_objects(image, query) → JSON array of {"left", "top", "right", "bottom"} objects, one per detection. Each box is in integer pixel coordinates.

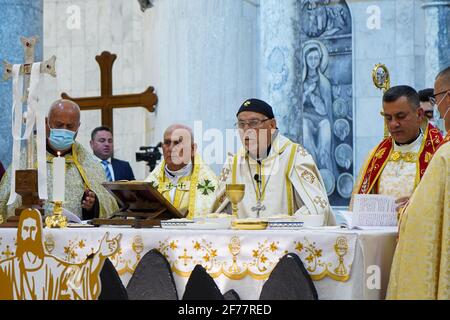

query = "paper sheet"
[
  {"left": 62, "top": 208, "right": 82, "bottom": 223},
  {"left": 350, "top": 194, "right": 397, "bottom": 227}
]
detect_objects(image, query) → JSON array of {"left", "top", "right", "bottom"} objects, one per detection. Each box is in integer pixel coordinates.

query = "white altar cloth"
[{"left": 0, "top": 226, "right": 397, "bottom": 299}]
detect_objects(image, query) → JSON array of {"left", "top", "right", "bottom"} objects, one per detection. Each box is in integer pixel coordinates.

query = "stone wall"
[
  {"left": 41, "top": 0, "right": 259, "bottom": 178},
  {"left": 259, "top": 0, "right": 428, "bottom": 206},
  {"left": 141, "top": 0, "right": 260, "bottom": 174},
  {"left": 42, "top": 0, "right": 152, "bottom": 179}
]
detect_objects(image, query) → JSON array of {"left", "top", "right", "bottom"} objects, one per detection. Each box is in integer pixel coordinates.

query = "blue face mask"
[{"left": 49, "top": 128, "right": 76, "bottom": 151}]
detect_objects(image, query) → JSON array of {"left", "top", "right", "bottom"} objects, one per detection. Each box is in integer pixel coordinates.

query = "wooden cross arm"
[
  {"left": 3, "top": 55, "right": 57, "bottom": 81},
  {"left": 61, "top": 86, "right": 158, "bottom": 113},
  {"left": 109, "top": 86, "right": 158, "bottom": 113}
]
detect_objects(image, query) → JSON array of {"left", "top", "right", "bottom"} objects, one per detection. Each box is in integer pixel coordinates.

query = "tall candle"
[{"left": 52, "top": 152, "right": 65, "bottom": 202}]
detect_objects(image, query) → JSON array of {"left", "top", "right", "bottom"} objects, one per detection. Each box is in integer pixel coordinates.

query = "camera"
[{"left": 136, "top": 142, "right": 162, "bottom": 171}]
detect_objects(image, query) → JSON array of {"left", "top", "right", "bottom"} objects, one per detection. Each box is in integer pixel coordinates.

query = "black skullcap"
[{"left": 236, "top": 98, "right": 275, "bottom": 119}]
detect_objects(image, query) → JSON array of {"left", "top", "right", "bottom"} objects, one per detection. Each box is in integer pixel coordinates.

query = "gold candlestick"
[
  {"left": 45, "top": 201, "right": 67, "bottom": 228},
  {"left": 226, "top": 184, "right": 245, "bottom": 217}
]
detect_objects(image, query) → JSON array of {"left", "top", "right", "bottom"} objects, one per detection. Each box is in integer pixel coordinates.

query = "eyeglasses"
[
  {"left": 429, "top": 90, "right": 449, "bottom": 106},
  {"left": 235, "top": 118, "right": 271, "bottom": 129}
]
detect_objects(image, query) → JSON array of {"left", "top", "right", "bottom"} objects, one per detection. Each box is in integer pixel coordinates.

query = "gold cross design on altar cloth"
[
  {"left": 179, "top": 248, "right": 193, "bottom": 266},
  {"left": 61, "top": 51, "right": 158, "bottom": 133},
  {"left": 1, "top": 245, "right": 14, "bottom": 259}
]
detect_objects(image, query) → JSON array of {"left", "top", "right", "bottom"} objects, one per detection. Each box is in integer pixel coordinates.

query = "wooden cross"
[
  {"left": 0, "top": 36, "right": 55, "bottom": 228},
  {"left": 3, "top": 36, "right": 56, "bottom": 168},
  {"left": 2, "top": 35, "right": 56, "bottom": 169},
  {"left": 61, "top": 51, "right": 158, "bottom": 133},
  {"left": 3, "top": 36, "right": 57, "bottom": 101}
]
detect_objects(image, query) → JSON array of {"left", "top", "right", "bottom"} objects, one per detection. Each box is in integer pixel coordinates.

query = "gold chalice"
[{"left": 226, "top": 184, "right": 245, "bottom": 217}]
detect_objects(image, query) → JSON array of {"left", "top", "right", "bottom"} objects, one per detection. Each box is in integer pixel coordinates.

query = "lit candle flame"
[{"left": 57, "top": 151, "right": 61, "bottom": 157}]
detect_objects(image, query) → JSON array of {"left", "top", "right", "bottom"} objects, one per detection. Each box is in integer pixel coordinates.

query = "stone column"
[
  {"left": 259, "top": 0, "right": 297, "bottom": 137},
  {"left": 142, "top": 0, "right": 259, "bottom": 173},
  {"left": 423, "top": 0, "right": 450, "bottom": 86},
  {"left": 0, "top": 0, "right": 43, "bottom": 168}
]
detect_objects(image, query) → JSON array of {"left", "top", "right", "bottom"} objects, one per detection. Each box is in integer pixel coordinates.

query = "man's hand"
[
  {"left": 395, "top": 196, "right": 409, "bottom": 220},
  {"left": 395, "top": 196, "right": 409, "bottom": 210},
  {"left": 81, "top": 190, "right": 96, "bottom": 211}
]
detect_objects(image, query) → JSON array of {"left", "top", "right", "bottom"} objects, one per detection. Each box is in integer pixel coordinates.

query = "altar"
[{"left": 0, "top": 226, "right": 397, "bottom": 300}]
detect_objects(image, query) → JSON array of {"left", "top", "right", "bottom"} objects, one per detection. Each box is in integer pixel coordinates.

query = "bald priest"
[{"left": 0, "top": 99, "right": 119, "bottom": 221}]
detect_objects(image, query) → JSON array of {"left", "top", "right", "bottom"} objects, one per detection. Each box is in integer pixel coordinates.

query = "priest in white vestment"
[
  {"left": 145, "top": 124, "right": 218, "bottom": 219},
  {"left": 214, "top": 99, "right": 334, "bottom": 226}
]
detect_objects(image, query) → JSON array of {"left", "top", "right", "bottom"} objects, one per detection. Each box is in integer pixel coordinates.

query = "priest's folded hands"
[{"left": 394, "top": 196, "right": 409, "bottom": 211}]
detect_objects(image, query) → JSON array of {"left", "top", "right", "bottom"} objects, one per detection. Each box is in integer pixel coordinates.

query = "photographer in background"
[
  {"left": 90, "top": 126, "right": 135, "bottom": 181},
  {"left": 136, "top": 142, "right": 162, "bottom": 172}
]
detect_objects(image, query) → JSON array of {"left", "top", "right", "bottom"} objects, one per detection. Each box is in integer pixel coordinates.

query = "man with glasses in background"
[
  {"left": 418, "top": 88, "right": 438, "bottom": 127},
  {"left": 353, "top": 85, "right": 443, "bottom": 213},
  {"left": 429, "top": 69, "right": 450, "bottom": 143},
  {"left": 214, "top": 98, "right": 334, "bottom": 226}
]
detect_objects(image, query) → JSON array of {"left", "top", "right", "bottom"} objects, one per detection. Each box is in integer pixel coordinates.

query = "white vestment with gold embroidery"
[
  {"left": 144, "top": 154, "right": 218, "bottom": 219},
  {"left": 214, "top": 134, "right": 335, "bottom": 226},
  {"left": 377, "top": 133, "right": 423, "bottom": 198}
]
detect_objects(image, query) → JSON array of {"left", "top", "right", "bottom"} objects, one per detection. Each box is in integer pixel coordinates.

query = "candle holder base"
[
  {"left": 0, "top": 169, "right": 44, "bottom": 228},
  {"left": 45, "top": 201, "right": 67, "bottom": 228}
]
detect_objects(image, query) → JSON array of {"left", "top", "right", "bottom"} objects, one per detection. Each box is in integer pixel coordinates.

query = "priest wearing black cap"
[{"left": 214, "top": 98, "right": 334, "bottom": 226}]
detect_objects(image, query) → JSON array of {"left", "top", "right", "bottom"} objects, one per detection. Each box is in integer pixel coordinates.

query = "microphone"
[{"left": 254, "top": 174, "right": 261, "bottom": 183}]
